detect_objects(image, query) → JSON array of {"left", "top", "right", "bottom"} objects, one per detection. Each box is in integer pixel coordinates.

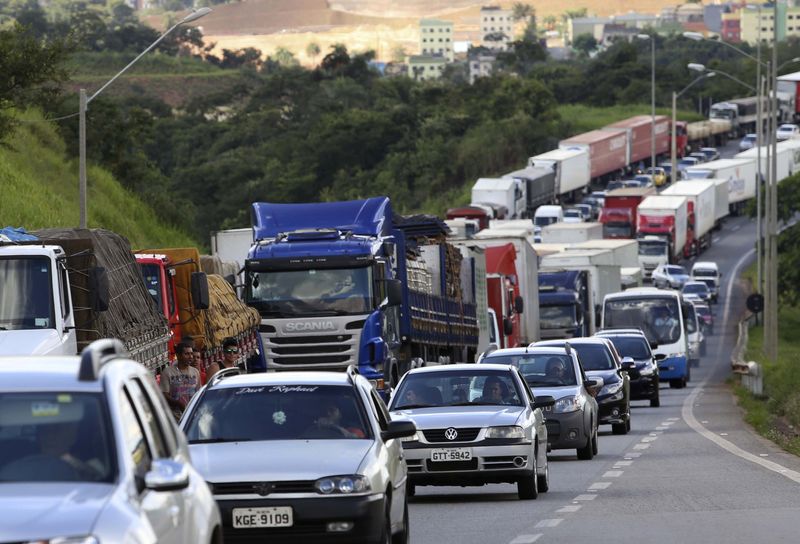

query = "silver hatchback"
[
  {"left": 389, "top": 364, "right": 554, "bottom": 500},
  {"left": 0, "top": 339, "right": 221, "bottom": 544}
]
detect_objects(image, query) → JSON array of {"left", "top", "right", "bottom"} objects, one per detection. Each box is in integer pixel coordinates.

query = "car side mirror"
[
  {"left": 650, "top": 341, "right": 658, "bottom": 349},
  {"left": 621, "top": 357, "right": 635, "bottom": 370},
  {"left": 145, "top": 459, "right": 190, "bottom": 492},
  {"left": 381, "top": 420, "right": 417, "bottom": 442},
  {"left": 514, "top": 296, "right": 524, "bottom": 314},
  {"left": 584, "top": 377, "right": 604, "bottom": 390},
  {"left": 654, "top": 353, "right": 667, "bottom": 361},
  {"left": 533, "top": 395, "right": 555, "bottom": 409},
  {"left": 386, "top": 279, "right": 403, "bottom": 307},
  {"left": 191, "top": 272, "right": 210, "bottom": 310}
]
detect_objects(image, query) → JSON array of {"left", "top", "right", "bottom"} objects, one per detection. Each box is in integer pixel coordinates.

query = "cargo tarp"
[{"left": 33, "top": 228, "right": 170, "bottom": 372}]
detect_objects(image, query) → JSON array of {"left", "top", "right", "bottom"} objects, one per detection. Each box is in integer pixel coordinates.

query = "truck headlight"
[
  {"left": 315, "top": 475, "right": 371, "bottom": 495},
  {"left": 485, "top": 426, "right": 525, "bottom": 439}
]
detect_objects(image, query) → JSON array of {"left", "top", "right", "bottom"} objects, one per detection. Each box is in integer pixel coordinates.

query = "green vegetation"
[
  {"left": 0, "top": 110, "right": 196, "bottom": 249},
  {"left": 739, "top": 305, "right": 800, "bottom": 456},
  {"left": 66, "top": 51, "right": 225, "bottom": 77}
]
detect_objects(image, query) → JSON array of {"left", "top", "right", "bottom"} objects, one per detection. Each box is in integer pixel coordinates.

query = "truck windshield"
[
  {"left": 638, "top": 243, "right": 667, "bottom": 256},
  {"left": 604, "top": 296, "right": 682, "bottom": 345},
  {"left": 0, "top": 257, "right": 54, "bottom": 331},
  {"left": 603, "top": 223, "right": 632, "bottom": 238},
  {"left": 540, "top": 305, "right": 576, "bottom": 329},
  {"left": 534, "top": 216, "right": 558, "bottom": 227},
  {"left": 139, "top": 263, "right": 163, "bottom": 312},
  {"left": 246, "top": 267, "right": 373, "bottom": 317},
  {"left": 710, "top": 110, "right": 733, "bottom": 120}
]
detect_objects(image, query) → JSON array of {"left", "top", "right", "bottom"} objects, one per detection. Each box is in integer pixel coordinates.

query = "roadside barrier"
[{"left": 731, "top": 313, "right": 763, "bottom": 396}]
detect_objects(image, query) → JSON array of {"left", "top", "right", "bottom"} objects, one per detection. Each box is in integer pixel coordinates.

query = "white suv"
[
  {"left": 0, "top": 339, "right": 221, "bottom": 544},
  {"left": 181, "top": 366, "right": 416, "bottom": 543}
]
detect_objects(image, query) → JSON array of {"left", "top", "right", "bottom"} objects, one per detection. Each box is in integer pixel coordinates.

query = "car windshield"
[
  {"left": 565, "top": 210, "right": 581, "bottom": 218},
  {"left": 540, "top": 305, "right": 576, "bottom": 329},
  {"left": 605, "top": 336, "right": 651, "bottom": 360},
  {"left": 604, "top": 296, "right": 682, "bottom": 345},
  {"left": 484, "top": 354, "right": 577, "bottom": 387},
  {"left": 695, "top": 305, "right": 711, "bottom": 317},
  {"left": 391, "top": 370, "right": 522, "bottom": 409},
  {"left": 684, "top": 304, "right": 698, "bottom": 333},
  {"left": 607, "top": 182, "right": 623, "bottom": 191},
  {"left": 246, "top": 266, "right": 373, "bottom": 317},
  {"left": 184, "top": 385, "right": 371, "bottom": 442},
  {"left": 0, "top": 392, "right": 115, "bottom": 483},
  {"left": 683, "top": 284, "right": 708, "bottom": 294},
  {"left": 666, "top": 266, "right": 687, "bottom": 276},
  {"left": 693, "top": 268, "right": 716, "bottom": 277}
]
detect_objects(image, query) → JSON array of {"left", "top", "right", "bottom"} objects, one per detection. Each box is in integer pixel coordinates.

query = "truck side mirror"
[
  {"left": 191, "top": 272, "right": 210, "bottom": 310},
  {"left": 386, "top": 279, "right": 403, "bottom": 307},
  {"left": 514, "top": 296, "right": 524, "bottom": 314},
  {"left": 89, "top": 267, "right": 109, "bottom": 312},
  {"left": 503, "top": 317, "right": 514, "bottom": 336},
  {"left": 224, "top": 274, "right": 236, "bottom": 287}
]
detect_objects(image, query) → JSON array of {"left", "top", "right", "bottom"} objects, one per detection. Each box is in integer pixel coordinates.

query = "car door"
[
  {"left": 367, "top": 387, "right": 406, "bottom": 527},
  {"left": 117, "top": 384, "right": 180, "bottom": 543},
  {"left": 128, "top": 376, "right": 203, "bottom": 544}
]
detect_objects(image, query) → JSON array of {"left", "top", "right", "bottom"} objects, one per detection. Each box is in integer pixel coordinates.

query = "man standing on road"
[
  {"left": 206, "top": 337, "right": 240, "bottom": 381},
  {"left": 161, "top": 342, "right": 201, "bottom": 420}
]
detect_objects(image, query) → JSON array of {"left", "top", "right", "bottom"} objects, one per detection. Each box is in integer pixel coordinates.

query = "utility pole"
[{"left": 767, "top": 3, "right": 780, "bottom": 360}]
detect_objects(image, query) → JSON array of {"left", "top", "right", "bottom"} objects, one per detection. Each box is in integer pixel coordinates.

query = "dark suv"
[{"left": 595, "top": 329, "right": 662, "bottom": 408}]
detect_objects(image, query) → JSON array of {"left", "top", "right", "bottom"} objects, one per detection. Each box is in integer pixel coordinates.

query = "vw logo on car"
[{"left": 444, "top": 427, "right": 458, "bottom": 441}]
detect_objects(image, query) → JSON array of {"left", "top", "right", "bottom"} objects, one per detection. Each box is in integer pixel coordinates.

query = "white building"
[
  {"left": 480, "top": 6, "right": 514, "bottom": 51},
  {"left": 469, "top": 54, "right": 496, "bottom": 84},
  {"left": 408, "top": 55, "right": 449, "bottom": 81},
  {"left": 420, "top": 19, "right": 454, "bottom": 62}
]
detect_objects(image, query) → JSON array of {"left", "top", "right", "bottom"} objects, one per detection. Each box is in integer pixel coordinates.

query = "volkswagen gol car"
[
  {"left": 479, "top": 348, "right": 601, "bottom": 460},
  {"left": 0, "top": 339, "right": 222, "bottom": 544},
  {"left": 181, "top": 367, "right": 416, "bottom": 543},
  {"left": 388, "top": 364, "right": 554, "bottom": 499}
]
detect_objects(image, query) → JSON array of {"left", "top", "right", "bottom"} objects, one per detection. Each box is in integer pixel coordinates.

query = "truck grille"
[{"left": 263, "top": 320, "right": 362, "bottom": 370}]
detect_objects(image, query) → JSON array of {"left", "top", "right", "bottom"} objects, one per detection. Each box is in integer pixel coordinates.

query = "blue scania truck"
[{"left": 243, "top": 197, "right": 489, "bottom": 389}]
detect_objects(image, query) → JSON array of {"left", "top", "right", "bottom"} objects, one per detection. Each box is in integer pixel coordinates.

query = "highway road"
[{"left": 409, "top": 146, "right": 800, "bottom": 544}]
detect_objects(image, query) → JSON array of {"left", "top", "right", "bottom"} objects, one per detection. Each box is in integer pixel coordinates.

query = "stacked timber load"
[{"left": 33, "top": 228, "right": 170, "bottom": 371}]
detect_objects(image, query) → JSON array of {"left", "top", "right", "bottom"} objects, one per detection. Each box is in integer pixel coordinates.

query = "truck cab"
[
  {"left": 538, "top": 270, "right": 590, "bottom": 339},
  {"left": 534, "top": 205, "right": 563, "bottom": 228},
  {"left": 637, "top": 236, "right": 670, "bottom": 279}
]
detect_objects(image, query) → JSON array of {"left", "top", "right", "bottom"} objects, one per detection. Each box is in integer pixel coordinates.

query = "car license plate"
[
  {"left": 232, "top": 507, "right": 293, "bottom": 528},
  {"left": 431, "top": 448, "right": 472, "bottom": 462}
]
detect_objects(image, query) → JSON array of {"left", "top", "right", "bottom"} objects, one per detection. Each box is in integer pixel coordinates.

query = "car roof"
[
  {"left": 483, "top": 346, "right": 570, "bottom": 357},
  {"left": 533, "top": 337, "right": 610, "bottom": 347},
  {"left": 683, "top": 281, "right": 708, "bottom": 287},
  {"left": 0, "top": 357, "right": 112, "bottom": 393},
  {"left": 595, "top": 328, "right": 647, "bottom": 338},
  {"left": 208, "top": 370, "right": 357, "bottom": 389},
  {"left": 692, "top": 261, "right": 718, "bottom": 269},
  {"left": 406, "top": 363, "right": 515, "bottom": 375}
]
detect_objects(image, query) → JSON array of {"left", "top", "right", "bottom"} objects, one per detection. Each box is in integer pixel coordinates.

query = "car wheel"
[
  {"left": 612, "top": 422, "right": 628, "bottom": 435},
  {"left": 650, "top": 389, "right": 661, "bottom": 407},
  {"left": 701, "top": 342, "right": 707, "bottom": 356},
  {"left": 407, "top": 484, "right": 415, "bottom": 497},
  {"left": 577, "top": 426, "right": 595, "bottom": 460},
  {"left": 537, "top": 451, "right": 550, "bottom": 493},
  {"left": 517, "top": 457, "right": 539, "bottom": 500},
  {"left": 591, "top": 427, "right": 598, "bottom": 456},
  {"left": 391, "top": 498, "right": 409, "bottom": 544},
  {"left": 376, "top": 503, "right": 392, "bottom": 544},
  {"left": 669, "top": 379, "right": 682, "bottom": 389}
]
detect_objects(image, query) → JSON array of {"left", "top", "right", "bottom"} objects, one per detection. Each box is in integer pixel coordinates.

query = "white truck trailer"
[
  {"left": 528, "top": 148, "right": 591, "bottom": 202},
  {"left": 541, "top": 222, "right": 603, "bottom": 244},
  {"left": 471, "top": 177, "right": 527, "bottom": 219},
  {"left": 685, "top": 158, "right": 756, "bottom": 215},
  {"left": 661, "top": 180, "right": 716, "bottom": 254},
  {"left": 637, "top": 195, "right": 689, "bottom": 275}
]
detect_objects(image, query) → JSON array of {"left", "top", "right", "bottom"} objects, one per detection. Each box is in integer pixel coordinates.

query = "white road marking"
[
  {"left": 701, "top": 420, "right": 709, "bottom": 424},
  {"left": 633, "top": 443, "right": 650, "bottom": 450},
  {"left": 510, "top": 534, "right": 542, "bottom": 544},
  {"left": 713, "top": 236, "right": 721, "bottom": 243},
  {"left": 650, "top": 432, "right": 663, "bottom": 436},
  {"left": 557, "top": 505, "right": 582, "bottom": 513},
  {"left": 535, "top": 519, "right": 563, "bottom": 528},
  {"left": 589, "top": 481, "right": 612, "bottom": 490},
  {"left": 682, "top": 248, "right": 800, "bottom": 485},
  {"left": 614, "top": 461, "right": 633, "bottom": 467},
  {"left": 667, "top": 417, "right": 679, "bottom": 421},
  {"left": 760, "top": 454, "right": 769, "bottom": 457},
  {"left": 731, "top": 225, "right": 741, "bottom": 231},
  {"left": 626, "top": 452, "right": 643, "bottom": 457},
  {"left": 720, "top": 433, "right": 728, "bottom": 436},
  {"left": 603, "top": 470, "right": 624, "bottom": 477},
  {"left": 655, "top": 426, "right": 668, "bottom": 430},
  {"left": 574, "top": 494, "right": 598, "bottom": 501},
  {"left": 641, "top": 436, "right": 657, "bottom": 442}
]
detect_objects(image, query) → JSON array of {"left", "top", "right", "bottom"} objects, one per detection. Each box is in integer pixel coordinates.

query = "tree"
[
  {"left": 305, "top": 42, "right": 321, "bottom": 64},
  {"left": 512, "top": 3, "right": 534, "bottom": 22},
  {"left": 274, "top": 46, "right": 297, "bottom": 67},
  {"left": 0, "top": 23, "right": 71, "bottom": 141},
  {"left": 572, "top": 33, "right": 598, "bottom": 56},
  {"left": 391, "top": 45, "right": 407, "bottom": 64}
]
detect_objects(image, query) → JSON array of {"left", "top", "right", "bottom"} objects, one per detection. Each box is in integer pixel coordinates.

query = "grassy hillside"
[
  {"left": 557, "top": 104, "right": 706, "bottom": 135},
  {"left": 0, "top": 110, "right": 197, "bottom": 249}
]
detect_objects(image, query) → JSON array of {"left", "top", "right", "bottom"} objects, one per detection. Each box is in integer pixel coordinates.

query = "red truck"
[
  {"left": 559, "top": 129, "right": 628, "bottom": 181},
  {"left": 446, "top": 204, "right": 506, "bottom": 231},
  {"left": 485, "top": 244, "right": 523, "bottom": 349},
  {"left": 606, "top": 115, "right": 670, "bottom": 165},
  {"left": 599, "top": 187, "right": 656, "bottom": 239}
]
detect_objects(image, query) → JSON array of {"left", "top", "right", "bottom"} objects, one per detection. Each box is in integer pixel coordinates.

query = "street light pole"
[
  {"left": 636, "top": 33, "right": 657, "bottom": 170},
  {"left": 77, "top": 8, "right": 211, "bottom": 228},
  {"left": 671, "top": 71, "right": 715, "bottom": 184}
]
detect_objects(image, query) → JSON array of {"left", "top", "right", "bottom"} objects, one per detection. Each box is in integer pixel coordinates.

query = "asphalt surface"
[{"left": 409, "top": 143, "right": 800, "bottom": 543}]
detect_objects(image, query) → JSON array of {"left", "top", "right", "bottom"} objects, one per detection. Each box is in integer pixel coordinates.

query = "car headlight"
[
  {"left": 314, "top": 475, "right": 371, "bottom": 495},
  {"left": 639, "top": 365, "right": 655, "bottom": 376},
  {"left": 485, "top": 425, "right": 525, "bottom": 439},
  {"left": 554, "top": 395, "right": 583, "bottom": 413},
  {"left": 401, "top": 431, "right": 422, "bottom": 443},
  {"left": 40, "top": 538, "right": 99, "bottom": 544},
  {"left": 599, "top": 381, "right": 623, "bottom": 399}
]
